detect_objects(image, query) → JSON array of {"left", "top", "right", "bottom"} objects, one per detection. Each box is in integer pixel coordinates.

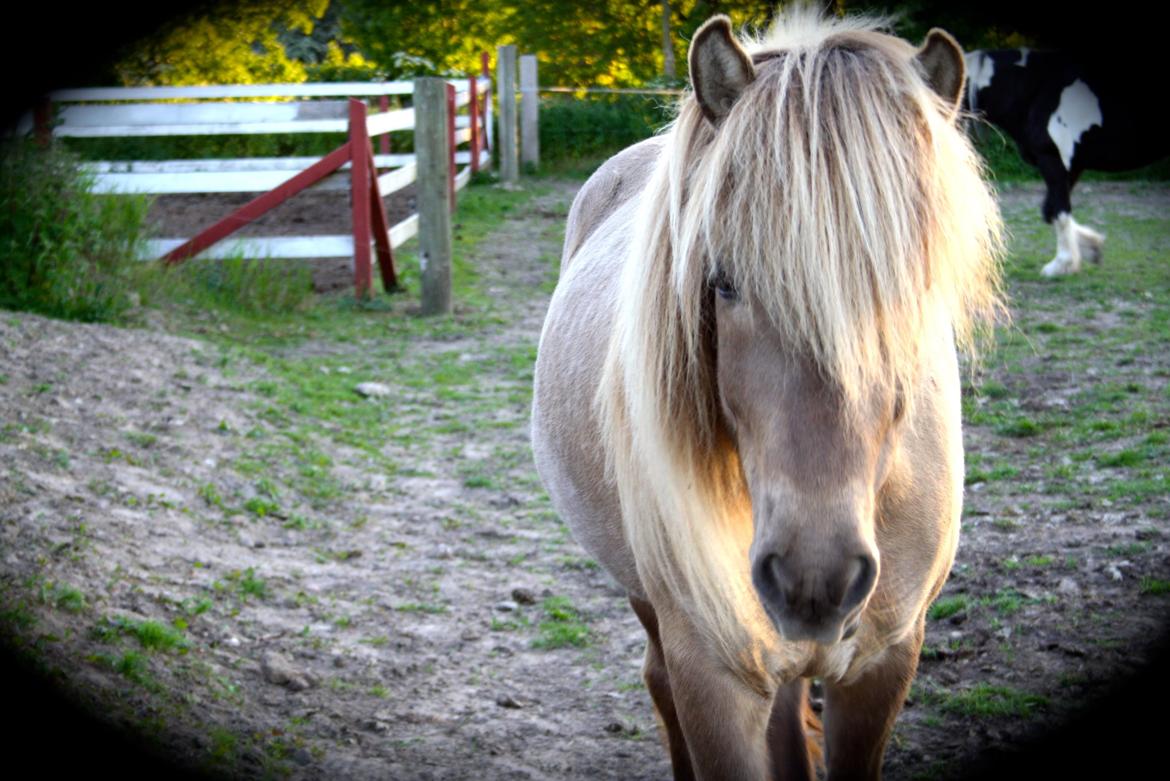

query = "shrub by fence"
[
  {"left": 0, "top": 140, "right": 149, "bottom": 322},
  {"left": 537, "top": 92, "right": 676, "bottom": 164}
]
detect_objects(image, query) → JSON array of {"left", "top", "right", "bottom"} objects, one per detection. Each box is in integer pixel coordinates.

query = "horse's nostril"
[
  {"left": 753, "top": 553, "right": 797, "bottom": 611},
  {"left": 841, "top": 554, "right": 877, "bottom": 613}
]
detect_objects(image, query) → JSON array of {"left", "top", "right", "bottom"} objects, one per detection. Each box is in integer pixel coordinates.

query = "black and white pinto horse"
[{"left": 965, "top": 48, "right": 1168, "bottom": 276}]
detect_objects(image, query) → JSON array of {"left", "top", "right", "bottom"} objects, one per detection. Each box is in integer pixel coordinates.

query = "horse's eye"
[{"left": 712, "top": 273, "right": 739, "bottom": 302}]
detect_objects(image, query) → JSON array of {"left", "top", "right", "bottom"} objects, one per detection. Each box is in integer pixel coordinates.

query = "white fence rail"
[{"left": 46, "top": 78, "right": 488, "bottom": 202}]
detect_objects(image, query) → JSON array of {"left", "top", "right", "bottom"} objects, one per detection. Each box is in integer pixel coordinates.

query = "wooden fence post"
[
  {"left": 481, "top": 53, "right": 494, "bottom": 157},
  {"left": 446, "top": 82, "right": 457, "bottom": 212},
  {"left": 497, "top": 44, "right": 519, "bottom": 185},
  {"left": 414, "top": 78, "right": 453, "bottom": 316},
  {"left": 520, "top": 55, "right": 539, "bottom": 170},
  {"left": 469, "top": 75, "right": 480, "bottom": 175},
  {"left": 378, "top": 94, "right": 390, "bottom": 155},
  {"left": 33, "top": 98, "right": 52, "bottom": 148},
  {"left": 348, "top": 99, "right": 372, "bottom": 298}
]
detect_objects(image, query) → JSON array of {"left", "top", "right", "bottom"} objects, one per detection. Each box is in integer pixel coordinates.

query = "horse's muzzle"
[{"left": 751, "top": 550, "right": 878, "bottom": 645}]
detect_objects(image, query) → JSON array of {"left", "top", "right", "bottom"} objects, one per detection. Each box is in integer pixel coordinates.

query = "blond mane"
[{"left": 598, "top": 9, "right": 1004, "bottom": 678}]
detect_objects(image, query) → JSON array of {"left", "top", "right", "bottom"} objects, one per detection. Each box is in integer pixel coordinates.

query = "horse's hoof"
[
  {"left": 1076, "top": 231, "right": 1105, "bottom": 265},
  {"left": 1041, "top": 258, "right": 1077, "bottom": 277}
]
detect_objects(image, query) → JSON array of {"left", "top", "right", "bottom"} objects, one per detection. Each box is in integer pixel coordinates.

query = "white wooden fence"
[{"left": 36, "top": 78, "right": 491, "bottom": 278}]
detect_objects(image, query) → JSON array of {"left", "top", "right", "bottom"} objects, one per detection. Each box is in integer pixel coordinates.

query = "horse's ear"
[
  {"left": 689, "top": 15, "right": 756, "bottom": 124},
  {"left": 916, "top": 28, "right": 965, "bottom": 116}
]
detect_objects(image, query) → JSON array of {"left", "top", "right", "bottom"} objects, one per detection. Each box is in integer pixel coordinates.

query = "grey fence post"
[
  {"left": 497, "top": 44, "right": 519, "bottom": 184},
  {"left": 414, "top": 77, "right": 452, "bottom": 315},
  {"left": 520, "top": 54, "right": 539, "bottom": 170}
]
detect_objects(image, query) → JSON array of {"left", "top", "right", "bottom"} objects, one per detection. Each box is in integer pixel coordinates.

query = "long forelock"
[{"left": 673, "top": 21, "right": 1004, "bottom": 416}]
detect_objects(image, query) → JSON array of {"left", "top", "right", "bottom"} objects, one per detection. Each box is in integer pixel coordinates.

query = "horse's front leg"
[
  {"left": 821, "top": 622, "right": 924, "bottom": 781},
  {"left": 766, "top": 678, "right": 817, "bottom": 781},
  {"left": 629, "top": 596, "right": 696, "bottom": 781},
  {"left": 655, "top": 602, "right": 775, "bottom": 781}
]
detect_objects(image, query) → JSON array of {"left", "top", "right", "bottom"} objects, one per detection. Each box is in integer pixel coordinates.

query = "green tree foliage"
[
  {"left": 335, "top": 0, "right": 493, "bottom": 80},
  {"left": 106, "top": 1, "right": 1111, "bottom": 90},
  {"left": 115, "top": 0, "right": 331, "bottom": 85},
  {"left": 335, "top": 0, "right": 784, "bottom": 87}
]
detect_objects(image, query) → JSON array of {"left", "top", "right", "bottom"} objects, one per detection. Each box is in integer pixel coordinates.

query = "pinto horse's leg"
[
  {"left": 629, "top": 597, "right": 696, "bottom": 781},
  {"left": 766, "top": 678, "right": 818, "bottom": 781},
  {"left": 1036, "top": 153, "right": 1084, "bottom": 277},
  {"left": 821, "top": 623, "right": 924, "bottom": 781},
  {"left": 648, "top": 602, "right": 774, "bottom": 780},
  {"left": 1067, "top": 168, "right": 1106, "bottom": 265},
  {"left": 1045, "top": 212, "right": 1082, "bottom": 277},
  {"left": 1073, "top": 219, "right": 1105, "bottom": 265}
]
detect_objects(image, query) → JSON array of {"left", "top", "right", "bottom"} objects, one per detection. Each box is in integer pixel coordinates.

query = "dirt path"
[
  {"left": 2, "top": 180, "right": 667, "bottom": 780},
  {"left": 2, "top": 180, "right": 1169, "bottom": 780}
]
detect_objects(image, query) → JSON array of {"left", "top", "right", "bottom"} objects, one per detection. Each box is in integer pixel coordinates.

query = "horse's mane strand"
[{"left": 598, "top": 8, "right": 1004, "bottom": 679}]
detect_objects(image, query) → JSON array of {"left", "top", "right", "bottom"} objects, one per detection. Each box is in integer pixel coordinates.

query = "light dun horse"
[{"left": 533, "top": 9, "right": 1003, "bottom": 779}]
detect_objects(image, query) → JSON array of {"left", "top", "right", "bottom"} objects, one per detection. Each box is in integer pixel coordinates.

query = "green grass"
[
  {"left": 965, "top": 462, "right": 1019, "bottom": 484},
  {"left": 234, "top": 568, "right": 268, "bottom": 600},
  {"left": 52, "top": 585, "right": 87, "bottom": 613},
  {"left": 532, "top": 595, "right": 591, "bottom": 649},
  {"left": 114, "top": 651, "right": 152, "bottom": 684},
  {"left": 143, "top": 254, "right": 315, "bottom": 318},
  {"left": 931, "top": 684, "right": 1048, "bottom": 719},
  {"left": 927, "top": 595, "right": 969, "bottom": 621},
  {"left": 396, "top": 602, "right": 448, "bottom": 614},
  {"left": 91, "top": 615, "right": 189, "bottom": 652},
  {"left": 0, "top": 601, "right": 38, "bottom": 632},
  {"left": 983, "top": 589, "right": 1025, "bottom": 617},
  {"left": 491, "top": 615, "right": 529, "bottom": 632},
  {"left": 1106, "top": 542, "right": 1150, "bottom": 557},
  {"left": 1139, "top": 578, "right": 1170, "bottom": 596},
  {"left": 131, "top": 620, "right": 188, "bottom": 651},
  {"left": 243, "top": 496, "right": 280, "bottom": 518},
  {"left": 963, "top": 179, "right": 1170, "bottom": 521},
  {"left": 1097, "top": 449, "right": 1145, "bottom": 468}
]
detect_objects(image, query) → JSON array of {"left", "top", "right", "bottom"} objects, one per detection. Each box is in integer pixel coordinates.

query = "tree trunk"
[{"left": 661, "top": 0, "right": 675, "bottom": 80}]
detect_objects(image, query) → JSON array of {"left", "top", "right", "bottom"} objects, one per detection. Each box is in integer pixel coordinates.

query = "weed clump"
[{"left": 0, "top": 140, "right": 148, "bottom": 321}]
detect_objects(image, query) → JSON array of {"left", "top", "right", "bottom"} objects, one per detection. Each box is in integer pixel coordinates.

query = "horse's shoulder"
[{"left": 562, "top": 137, "right": 664, "bottom": 271}]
